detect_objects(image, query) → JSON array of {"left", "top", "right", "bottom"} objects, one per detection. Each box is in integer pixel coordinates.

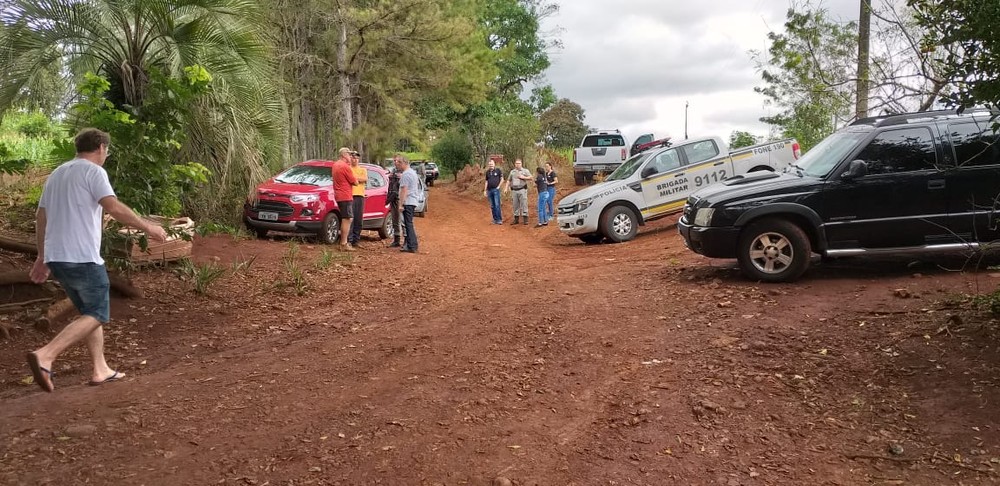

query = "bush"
[
  {"left": 67, "top": 68, "right": 212, "bottom": 216},
  {"left": 431, "top": 130, "right": 475, "bottom": 178}
]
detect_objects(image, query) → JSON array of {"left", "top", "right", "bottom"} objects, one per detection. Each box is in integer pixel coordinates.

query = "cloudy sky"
[{"left": 535, "top": 0, "right": 862, "bottom": 145}]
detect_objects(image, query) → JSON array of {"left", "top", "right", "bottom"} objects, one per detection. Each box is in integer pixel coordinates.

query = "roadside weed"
[
  {"left": 177, "top": 258, "right": 228, "bottom": 295},
  {"left": 231, "top": 254, "right": 257, "bottom": 274}
]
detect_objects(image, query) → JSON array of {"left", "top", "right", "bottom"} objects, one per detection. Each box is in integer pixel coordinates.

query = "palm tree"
[{"left": 0, "top": 0, "right": 285, "bottom": 217}]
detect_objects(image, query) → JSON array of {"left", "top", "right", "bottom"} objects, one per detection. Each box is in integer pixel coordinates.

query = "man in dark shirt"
[
  {"left": 483, "top": 159, "right": 504, "bottom": 224},
  {"left": 386, "top": 155, "right": 403, "bottom": 247}
]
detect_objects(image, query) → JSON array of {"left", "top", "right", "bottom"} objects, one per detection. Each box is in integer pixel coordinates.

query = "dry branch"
[{"left": 0, "top": 298, "right": 52, "bottom": 313}]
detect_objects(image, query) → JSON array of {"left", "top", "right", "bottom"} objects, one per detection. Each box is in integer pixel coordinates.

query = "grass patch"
[{"left": 177, "top": 258, "right": 228, "bottom": 295}]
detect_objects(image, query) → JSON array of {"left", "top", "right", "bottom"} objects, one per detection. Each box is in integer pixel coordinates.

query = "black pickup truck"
[{"left": 679, "top": 109, "right": 1000, "bottom": 282}]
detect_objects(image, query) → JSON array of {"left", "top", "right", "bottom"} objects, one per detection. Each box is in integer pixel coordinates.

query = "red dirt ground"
[{"left": 3, "top": 183, "right": 1000, "bottom": 485}]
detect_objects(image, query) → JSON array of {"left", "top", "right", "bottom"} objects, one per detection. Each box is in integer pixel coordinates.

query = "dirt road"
[{"left": 3, "top": 184, "right": 1000, "bottom": 485}]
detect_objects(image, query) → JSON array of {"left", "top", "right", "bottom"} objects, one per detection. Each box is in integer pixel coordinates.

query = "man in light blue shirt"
[{"left": 396, "top": 156, "right": 421, "bottom": 253}]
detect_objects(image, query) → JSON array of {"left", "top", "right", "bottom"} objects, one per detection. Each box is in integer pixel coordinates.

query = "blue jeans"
[
  {"left": 537, "top": 190, "right": 551, "bottom": 224},
  {"left": 48, "top": 262, "right": 111, "bottom": 323},
  {"left": 546, "top": 186, "right": 556, "bottom": 219},
  {"left": 403, "top": 205, "right": 418, "bottom": 250},
  {"left": 487, "top": 188, "right": 502, "bottom": 223}
]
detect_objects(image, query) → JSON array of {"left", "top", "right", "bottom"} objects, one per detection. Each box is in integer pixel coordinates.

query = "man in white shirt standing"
[
  {"left": 396, "top": 156, "right": 422, "bottom": 253},
  {"left": 26, "top": 128, "right": 167, "bottom": 392}
]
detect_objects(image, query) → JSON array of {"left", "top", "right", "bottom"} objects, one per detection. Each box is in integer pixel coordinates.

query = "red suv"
[{"left": 244, "top": 160, "right": 394, "bottom": 243}]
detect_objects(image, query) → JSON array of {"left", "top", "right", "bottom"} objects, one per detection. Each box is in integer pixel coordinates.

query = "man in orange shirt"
[
  {"left": 347, "top": 151, "right": 368, "bottom": 248},
  {"left": 332, "top": 148, "right": 358, "bottom": 250}
]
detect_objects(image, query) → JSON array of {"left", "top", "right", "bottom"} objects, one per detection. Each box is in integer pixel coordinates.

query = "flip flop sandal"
[
  {"left": 26, "top": 352, "right": 54, "bottom": 392},
  {"left": 89, "top": 371, "right": 123, "bottom": 386}
]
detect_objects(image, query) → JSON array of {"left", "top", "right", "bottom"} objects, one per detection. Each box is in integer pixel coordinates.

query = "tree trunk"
[
  {"left": 856, "top": 0, "right": 871, "bottom": 119},
  {"left": 338, "top": 12, "right": 354, "bottom": 134}
]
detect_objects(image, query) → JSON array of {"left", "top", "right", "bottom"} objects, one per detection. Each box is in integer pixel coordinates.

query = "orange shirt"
[
  {"left": 332, "top": 160, "right": 357, "bottom": 202},
  {"left": 351, "top": 166, "right": 367, "bottom": 197}
]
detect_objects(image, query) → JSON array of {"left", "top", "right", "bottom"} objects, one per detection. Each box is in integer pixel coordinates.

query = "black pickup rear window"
[{"left": 582, "top": 135, "right": 625, "bottom": 147}]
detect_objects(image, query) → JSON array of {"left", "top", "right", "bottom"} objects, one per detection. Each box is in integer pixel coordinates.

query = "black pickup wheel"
[{"left": 736, "top": 218, "right": 811, "bottom": 282}]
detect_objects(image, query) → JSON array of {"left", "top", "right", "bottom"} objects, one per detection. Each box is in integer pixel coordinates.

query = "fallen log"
[
  {"left": 36, "top": 297, "right": 75, "bottom": 332},
  {"left": 0, "top": 235, "right": 37, "bottom": 255},
  {"left": 0, "top": 270, "right": 142, "bottom": 299}
]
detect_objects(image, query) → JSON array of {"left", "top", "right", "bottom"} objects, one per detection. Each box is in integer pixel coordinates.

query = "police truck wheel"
[
  {"left": 600, "top": 205, "right": 638, "bottom": 243},
  {"left": 736, "top": 218, "right": 811, "bottom": 283},
  {"left": 574, "top": 174, "right": 585, "bottom": 185},
  {"left": 378, "top": 215, "right": 393, "bottom": 240},
  {"left": 319, "top": 213, "right": 341, "bottom": 244}
]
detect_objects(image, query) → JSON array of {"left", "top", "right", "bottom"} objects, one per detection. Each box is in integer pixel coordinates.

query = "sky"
[{"left": 534, "top": 0, "right": 862, "bottom": 145}]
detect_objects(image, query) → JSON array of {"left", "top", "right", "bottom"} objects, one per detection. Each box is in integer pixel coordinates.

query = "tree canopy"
[{"left": 909, "top": 0, "right": 1000, "bottom": 111}]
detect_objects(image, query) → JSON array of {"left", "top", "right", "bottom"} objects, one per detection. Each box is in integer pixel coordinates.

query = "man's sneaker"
[
  {"left": 522, "top": 219, "right": 529, "bottom": 225},
  {"left": 389, "top": 241, "right": 401, "bottom": 247},
  {"left": 512, "top": 216, "right": 519, "bottom": 225}
]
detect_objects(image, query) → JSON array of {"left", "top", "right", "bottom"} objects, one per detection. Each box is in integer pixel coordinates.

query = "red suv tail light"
[
  {"left": 572, "top": 150, "right": 577, "bottom": 163},
  {"left": 792, "top": 142, "right": 801, "bottom": 160},
  {"left": 621, "top": 148, "right": 626, "bottom": 160}
]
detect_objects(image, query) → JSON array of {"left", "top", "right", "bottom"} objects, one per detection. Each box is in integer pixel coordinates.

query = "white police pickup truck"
[{"left": 557, "top": 136, "right": 800, "bottom": 243}]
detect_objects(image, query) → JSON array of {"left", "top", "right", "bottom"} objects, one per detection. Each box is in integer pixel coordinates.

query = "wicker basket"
[{"left": 110, "top": 216, "right": 194, "bottom": 265}]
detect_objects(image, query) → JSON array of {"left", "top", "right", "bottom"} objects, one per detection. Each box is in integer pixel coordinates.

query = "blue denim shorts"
[{"left": 48, "top": 262, "right": 111, "bottom": 324}]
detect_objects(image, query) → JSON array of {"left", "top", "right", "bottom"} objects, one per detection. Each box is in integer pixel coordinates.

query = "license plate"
[{"left": 258, "top": 211, "right": 279, "bottom": 221}]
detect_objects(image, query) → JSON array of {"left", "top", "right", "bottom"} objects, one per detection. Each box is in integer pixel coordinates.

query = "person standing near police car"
[
  {"left": 484, "top": 160, "right": 504, "bottom": 225},
  {"left": 545, "top": 162, "right": 558, "bottom": 221},
  {"left": 502, "top": 159, "right": 532, "bottom": 225}
]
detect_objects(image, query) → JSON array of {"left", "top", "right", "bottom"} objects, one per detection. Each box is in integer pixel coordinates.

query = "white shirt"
[
  {"left": 400, "top": 168, "right": 422, "bottom": 206},
  {"left": 38, "top": 158, "right": 116, "bottom": 264}
]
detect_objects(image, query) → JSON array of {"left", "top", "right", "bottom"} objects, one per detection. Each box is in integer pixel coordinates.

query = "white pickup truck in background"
[
  {"left": 573, "top": 129, "right": 629, "bottom": 185},
  {"left": 557, "top": 136, "right": 801, "bottom": 243}
]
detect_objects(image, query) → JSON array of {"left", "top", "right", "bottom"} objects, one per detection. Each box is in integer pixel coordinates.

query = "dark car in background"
[
  {"left": 410, "top": 160, "right": 439, "bottom": 186},
  {"left": 424, "top": 162, "right": 440, "bottom": 186}
]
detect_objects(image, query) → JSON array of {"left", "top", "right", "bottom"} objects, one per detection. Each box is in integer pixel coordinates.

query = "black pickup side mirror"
[
  {"left": 841, "top": 160, "right": 868, "bottom": 181},
  {"left": 641, "top": 166, "right": 658, "bottom": 179}
]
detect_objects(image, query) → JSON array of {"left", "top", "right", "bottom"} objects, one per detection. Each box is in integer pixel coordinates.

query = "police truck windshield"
[{"left": 605, "top": 153, "right": 652, "bottom": 181}]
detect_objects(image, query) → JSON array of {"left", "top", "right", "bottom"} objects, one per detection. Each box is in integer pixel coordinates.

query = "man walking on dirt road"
[
  {"left": 503, "top": 159, "right": 532, "bottom": 225},
  {"left": 26, "top": 128, "right": 168, "bottom": 392},
  {"left": 484, "top": 160, "right": 503, "bottom": 224},
  {"left": 396, "top": 156, "right": 421, "bottom": 253}
]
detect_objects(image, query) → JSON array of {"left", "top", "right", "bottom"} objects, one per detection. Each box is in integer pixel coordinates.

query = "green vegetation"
[
  {"left": 728, "top": 131, "right": 760, "bottom": 149},
  {"left": 432, "top": 130, "right": 476, "bottom": 177},
  {"left": 177, "top": 259, "right": 229, "bottom": 296},
  {"left": 909, "top": 0, "right": 1000, "bottom": 111}
]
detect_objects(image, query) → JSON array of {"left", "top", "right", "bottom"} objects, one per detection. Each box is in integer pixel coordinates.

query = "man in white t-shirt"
[{"left": 25, "top": 128, "right": 167, "bottom": 393}]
